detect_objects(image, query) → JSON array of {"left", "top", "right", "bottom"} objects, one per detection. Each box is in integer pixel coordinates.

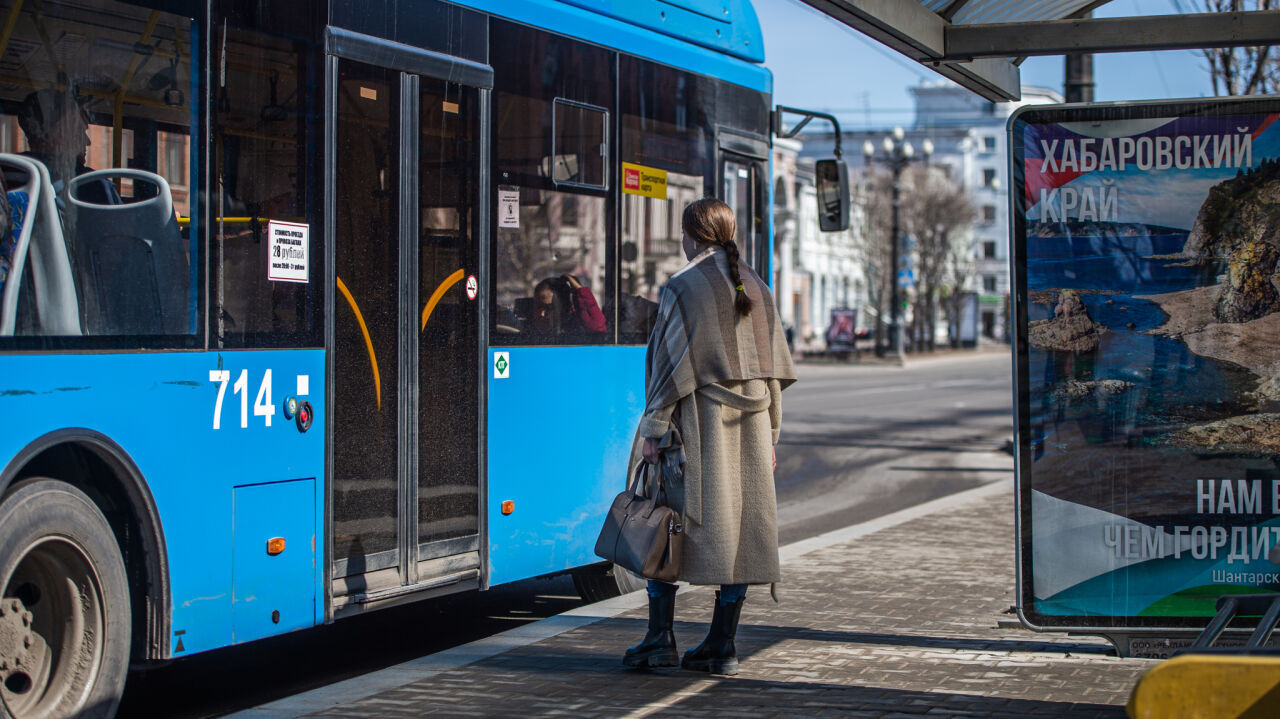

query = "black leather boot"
[
  {"left": 681, "top": 591, "right": 744, "bottom": 675},
  {"left": 622, "top": 591, "right": 679, "bottom": 668}
]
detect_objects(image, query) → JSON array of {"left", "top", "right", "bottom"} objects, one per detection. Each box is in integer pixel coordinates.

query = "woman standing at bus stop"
[{"left": 622, "top": 198, "right": 795, "bottom": 675}]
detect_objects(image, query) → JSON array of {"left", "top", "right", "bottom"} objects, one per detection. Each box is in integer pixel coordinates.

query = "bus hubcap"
[{"left": 1, "top": 540, "right": 103, "bottom": 718}]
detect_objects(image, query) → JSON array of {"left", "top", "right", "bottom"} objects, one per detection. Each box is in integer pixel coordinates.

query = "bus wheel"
[
  {"left": 571, "top": 564, "right": 646, "bottom": 603},
  {"left": 610, "top": 566, "right": 646, "bottom": 595},
  {"left": 0, "top": 479, "right": 131, "bottom": 719}
]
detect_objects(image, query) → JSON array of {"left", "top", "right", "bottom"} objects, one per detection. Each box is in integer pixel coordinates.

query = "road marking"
[{"left": 226, "top": 478, "right": 1013, "bottom": 718}]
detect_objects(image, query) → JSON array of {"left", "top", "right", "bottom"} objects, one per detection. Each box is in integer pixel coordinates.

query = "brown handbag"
[{"left": 594, "top": 460, "right": 684, "bottom": 583}]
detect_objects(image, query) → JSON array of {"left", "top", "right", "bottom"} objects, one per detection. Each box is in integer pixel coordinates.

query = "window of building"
[
  {"left": 983, "top": 204, "right": 997, "bottom": 223},
  {"left": 983, "top": 241, "right": 997, "bottom": 259},
  {"left": 983, "top": 168, "right": 997, "bottom": 188},
  {"left": 0, "top": 0, "right": 198, "bottom": 348},
  {"left": 490, "top": 20, "right": 613, "bottom": 346},
  {"left": 983, "top": 275, "right": 997, "bottom": 293},
  {"left": 982, "top": 135, "right": 997, "bottom": 153}
]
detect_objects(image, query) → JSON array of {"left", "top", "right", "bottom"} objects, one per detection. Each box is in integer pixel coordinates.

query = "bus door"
[
  {"left": 718, "top": 130, "right": 770, "bottom": 274},
  {"left": 325, "top": 30, "right": 491, "bottom": 614}
]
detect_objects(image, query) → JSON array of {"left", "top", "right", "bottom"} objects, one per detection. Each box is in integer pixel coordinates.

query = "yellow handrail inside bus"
[
  {"left": 175, "top": 217, "right": 306, "bottom": 226},
  {"left": 114, "top": 11, "right": 162, "bottom": 170},
  {"left": 29, "top": 3, "right": 65, "bottom": 80},
  {"left": 0, "top": 0, "right": 24, "bottom": 63}
]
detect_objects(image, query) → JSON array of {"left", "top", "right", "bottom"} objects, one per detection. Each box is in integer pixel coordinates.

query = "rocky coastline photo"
[{"left": 1135, "top": 162, "right": 1280, "bottom": 454}]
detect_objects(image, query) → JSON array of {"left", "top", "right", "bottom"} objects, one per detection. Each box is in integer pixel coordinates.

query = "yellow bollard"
[{"left": 1128, "top": 654, "right": 1280, "bottom": 718}]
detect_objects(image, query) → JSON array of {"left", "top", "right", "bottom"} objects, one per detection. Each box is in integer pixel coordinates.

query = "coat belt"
[{"left": 697, "top": 382, "right": 771, "bottom": 412}]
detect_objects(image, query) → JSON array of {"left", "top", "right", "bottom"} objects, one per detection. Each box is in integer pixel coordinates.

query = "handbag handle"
[
  {"left": 628, "top": 460, "right": 658, "bottom": 494},
  {"left": 627, "top": 460, "right": 668, "bottom": 509}
]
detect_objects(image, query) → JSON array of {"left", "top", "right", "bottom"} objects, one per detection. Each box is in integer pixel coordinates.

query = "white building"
[
  {"left": 794, "top": 83, "right": 1062, "bottom": 342},
  {"left": 773, "top": 137, "right": 864, "bottom": 352}
]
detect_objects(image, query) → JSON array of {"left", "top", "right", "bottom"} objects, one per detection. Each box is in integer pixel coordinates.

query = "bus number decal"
[
  {"left": 209, "top": 370, "right": 230, "bottom": 430},
  {"left": 210, "top": 369, "right": 276, "bottom": 429},
  {"left": 233, "top": 370, "right": 249, "bottom": 428},
  {"left": 254, "top": 369, "right": 276, "bottom": 427}
]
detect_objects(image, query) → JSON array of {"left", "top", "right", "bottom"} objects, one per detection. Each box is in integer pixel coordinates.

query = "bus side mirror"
[{"left": 815, "top": 159, "right": 849, "bottom": 232}]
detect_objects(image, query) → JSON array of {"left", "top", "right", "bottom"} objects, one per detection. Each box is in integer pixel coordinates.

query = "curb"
[{"left": 227, "top": 477, "right": 1013, "bottom": 719}]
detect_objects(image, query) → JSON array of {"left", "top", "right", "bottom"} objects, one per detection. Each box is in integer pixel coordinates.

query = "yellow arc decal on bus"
[{"left": 622, "top": 162, "right": 668, "bottom": 200}]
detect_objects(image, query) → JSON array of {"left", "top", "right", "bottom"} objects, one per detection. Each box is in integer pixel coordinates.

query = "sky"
[{"left": 754, "top": 0, "right": 1217, "bottom": 131}]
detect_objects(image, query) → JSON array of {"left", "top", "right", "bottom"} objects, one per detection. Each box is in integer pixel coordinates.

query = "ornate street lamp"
[{"left": 863, "top": 128, "right": 932, "bottom": 363}]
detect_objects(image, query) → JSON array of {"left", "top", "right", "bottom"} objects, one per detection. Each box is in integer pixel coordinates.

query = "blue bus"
[{"left": 0, "top": 1, "right": 843, "bottom": 716}]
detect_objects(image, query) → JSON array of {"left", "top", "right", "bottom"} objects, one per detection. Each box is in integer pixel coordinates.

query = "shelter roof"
[{"left": 798, "top": 1, "right": 1280, "bottom": 100}]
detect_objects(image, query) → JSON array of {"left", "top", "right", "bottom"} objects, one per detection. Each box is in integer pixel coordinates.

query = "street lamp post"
[{"left": 863, "top": 128, "right": 931, "bottom": 363}]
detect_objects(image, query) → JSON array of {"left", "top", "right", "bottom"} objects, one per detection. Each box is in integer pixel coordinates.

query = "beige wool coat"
[{"left": 633, "top": 247, "right": 794, "bottom": 586}]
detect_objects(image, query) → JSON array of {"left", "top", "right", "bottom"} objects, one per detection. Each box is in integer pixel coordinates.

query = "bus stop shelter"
[{"left": 798, "top": 0, "right": 1280, "bottom": 101}]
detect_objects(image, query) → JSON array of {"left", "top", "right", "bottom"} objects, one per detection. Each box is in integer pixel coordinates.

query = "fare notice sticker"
[
  {"left": 622, "top": 162, "right": 668, "bottom": 200},
  {"left": 268, "top": 220, "right": 309, "bottom": 283}
]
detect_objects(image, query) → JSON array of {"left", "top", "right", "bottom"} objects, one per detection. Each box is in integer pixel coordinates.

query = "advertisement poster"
[
  {"left": 827, "top": 307, "right": 859, "bottom": 353},
  {"left": 1011, "top": 98, "right": 1280, "bottom": 630}
]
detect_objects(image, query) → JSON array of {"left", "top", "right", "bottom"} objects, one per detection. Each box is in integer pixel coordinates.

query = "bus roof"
[
  {"left": 557, "top": 0, "right": 764, "bottom": 63},
  {"left": 455, "top": 0, "right": 766, "bottom": 65}
]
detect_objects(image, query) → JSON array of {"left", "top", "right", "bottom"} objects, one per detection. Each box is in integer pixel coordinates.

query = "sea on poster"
[{"left": 1012, "top": 102, "right": 1280, "bottom": 626}]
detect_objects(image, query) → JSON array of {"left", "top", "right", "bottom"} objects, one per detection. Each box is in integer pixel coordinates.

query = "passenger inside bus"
[
  {"left": 16, "top": 89, "right": 120, "bottom": 209},
  {"left": 0, "top": 0, "right": 198, "bottom": 342},
  {"left": 515, "top": 273, "right": 606, "bottom": 341}
]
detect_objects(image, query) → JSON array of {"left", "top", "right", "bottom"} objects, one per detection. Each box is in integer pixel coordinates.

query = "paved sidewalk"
[{"left": 233, "top": 479, "right": 1155, "bottom": 718}]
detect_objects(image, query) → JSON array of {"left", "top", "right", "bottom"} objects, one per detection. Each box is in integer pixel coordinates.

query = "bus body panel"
[
  {"left": 0, "top": 350, "right": 326, "bottom": 657},
  {"left": 0, "top": 0, "right": 779, "bottom": 676},
  {"left": 486, "top": 346, "right": 645, "bottom": 585},
  {"left": 446, "top": 0, "right": 772, "bottom": 93}
]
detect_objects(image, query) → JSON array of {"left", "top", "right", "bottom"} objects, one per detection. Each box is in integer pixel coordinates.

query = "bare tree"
[
  {"left": 1176, "top": 0, "right": 1276, "bottom": 95},
  {"left": 853, "top": 167, "right": 893, "bottom": 353},
  {"left": 942, "top": 241, "right": 977, "bottom": 347},
  {"left": 900, "top": 166, "right": 977, "bottom": 351}
]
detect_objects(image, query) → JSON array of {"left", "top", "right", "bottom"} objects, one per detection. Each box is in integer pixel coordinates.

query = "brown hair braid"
[{"left": 682, "top": 198, "right": 753, "bottom": 317}]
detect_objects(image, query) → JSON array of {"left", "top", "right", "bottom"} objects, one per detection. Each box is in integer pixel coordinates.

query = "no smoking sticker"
[{"left": 465, "top": 275, "right": 478, "bottom": 300}]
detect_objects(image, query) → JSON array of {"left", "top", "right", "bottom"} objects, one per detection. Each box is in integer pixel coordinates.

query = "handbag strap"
[{"left": 628, "top": 460, "right": 669, "bottom": 510}]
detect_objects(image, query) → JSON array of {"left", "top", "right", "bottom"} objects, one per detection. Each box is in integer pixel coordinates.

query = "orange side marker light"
[
  {"left": 267, "top": 537, "right": 286, "bottom": 555},
  {"left": 501, "top": 501, "right": 515, "bottom": 515}
]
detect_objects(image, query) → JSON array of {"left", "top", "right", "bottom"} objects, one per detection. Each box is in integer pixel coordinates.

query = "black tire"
[
  {"left": 572, "top": 564, "right": 647, "bottom": 603},
  {"left": 611, "top": 566, "right": 646, "bottom": 595},
  {"left": 0, "top": 479, "right": 131, "bottom": 719}
]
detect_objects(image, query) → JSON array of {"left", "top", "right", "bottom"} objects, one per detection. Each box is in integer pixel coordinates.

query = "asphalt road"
[
  {"left": 116, "top": 349, "right": 1015, "bottom": 718},
  {"left": 776, "top": 349, "right": 1015, "bottom": 544}
]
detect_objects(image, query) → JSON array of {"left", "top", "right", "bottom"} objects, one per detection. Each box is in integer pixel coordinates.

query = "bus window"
[
  {"left": 492, "top": 189, "right": 609, "bottom": 344},
  {"left": 0, "top": 0, "right": 196, "bottom": 344},
  {"left": 490, "top": 20, "right": 612, "bottom": 346},
  {"left": 617, "top": 57, "right": 716, "bottom": 344},
  {"left": 550, "top": 99, "right": 608, "bottom": 189},
  {"left": 722, "top": 157, "right": 756, "bottom": 266},
  {"left": 213, "top": 9, "right": 322, "bottom": 348}
]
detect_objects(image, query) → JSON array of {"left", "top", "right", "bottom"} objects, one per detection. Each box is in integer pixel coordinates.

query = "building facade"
[
  {"left": 773, "top": 137, "right": 865, "bottom": 352},
  {"left": 793, "top": 83, "right": 1062, "bottom": 343}
]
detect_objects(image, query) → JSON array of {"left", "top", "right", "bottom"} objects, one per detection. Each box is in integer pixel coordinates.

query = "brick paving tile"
[{"left": 289, "top": 486, "right": 1155, "bottom": 718}]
